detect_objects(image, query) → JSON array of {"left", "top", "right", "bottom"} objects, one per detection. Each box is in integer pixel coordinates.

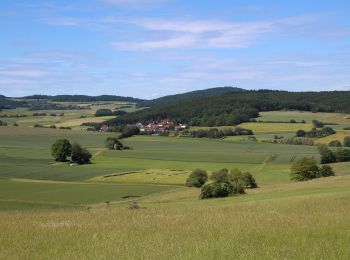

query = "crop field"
[
  {"left": 0, "top": 179, "right": 174, "bottom": 210},
  {"left": 315, "top": 130, "right": 350, "bottom": 144},
  {"left": 0, "top": 101, "right": 135, "bottom": 128},
  {"left": 259, "top": 110, "right": 350, "bottom": 124},
  {"left": 238, "top": 122, "right": 312, "bottom": 134}
]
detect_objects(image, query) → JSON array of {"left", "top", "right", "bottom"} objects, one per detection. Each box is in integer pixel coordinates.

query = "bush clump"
[
  {"left": 186, "top": 169, "right": 208, "bottom": 187},
  {"left": 328, "top": 140, "right": 342, "bottom": 147},
  {"left": 200, "top": 168, "right": 257, "bottom": 199},
  {"left": 71, "top": 143, "right": 92, "bottom": 164},
  {"left": 290, "top": 157, "right": 335, "bottom": 181}
]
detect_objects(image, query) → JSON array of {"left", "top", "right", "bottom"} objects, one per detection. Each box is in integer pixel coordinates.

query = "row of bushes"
[
  {"left": 34, "top": 124, "right": 71, "bottom": 130},
  {"left": 264, "top": 137, "right": 314, "bottom": 146},
  {"left": 188, "top": 127, "right": 253, "bottom": 139},
  {"left": 296, "top": 127, "right": 335, "bottom": 138}
]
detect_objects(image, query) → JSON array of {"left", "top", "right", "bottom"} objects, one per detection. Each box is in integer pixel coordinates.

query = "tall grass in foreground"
[{"left": 0, "top": 193, "right": 349, "bottom": 259}]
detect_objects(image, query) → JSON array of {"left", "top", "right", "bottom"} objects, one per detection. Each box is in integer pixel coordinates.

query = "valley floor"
[{"left": 1, "top": 110, "right": 350, "bottom": 258}]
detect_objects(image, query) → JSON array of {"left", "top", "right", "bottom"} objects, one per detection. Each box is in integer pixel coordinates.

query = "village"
[
  {"left": 136, "top": 119, "right": 188, "bottom": 134},
  {"left": 99, "top": 119, "right": 188, "bottom": 135}
]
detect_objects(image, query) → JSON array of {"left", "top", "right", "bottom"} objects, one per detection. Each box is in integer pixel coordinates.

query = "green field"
[{"left": 1, "top": 110, "right": 350, "bottom": 258}]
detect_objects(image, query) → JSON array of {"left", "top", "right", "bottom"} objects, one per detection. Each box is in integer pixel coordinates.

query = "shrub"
[
  {"left": 51, "top": 139, "right": 72, "bottom": 162},
  {"left": 71, "top": 143, "right": 92, "bottom": 164},
  {"left": 318, "top": 165, "right": 335, "bottom": 177},
  {"left": 229, "top": 169, "right": 257, "bottom": 188},
  {"left": 290, "top": 157, "right": 320, "bottom": 181},
  {"left": 95, "top": 109, "right": 113, "bottom": 117},
  {"left": 291, "top": 157, "right": 336, "bottom": 181},
  {"left": 186, "top": 169, "right": 208, "bottom": 187},
  {"left": 200, "top": 182, "right": 245, "bottom": 199},
  {"left": 296, "top": 129, "right": 306, "bottom": 137},
  {"left": 334, "top": 148, "right": 350, "bottom": 162},
  {"left": 118, "top": 125, "right": 140, "bottom": 139},
  {"left": 318, "top": 145, "right": 336, "bottom": 164},
  {"left": 329, "top": 140, "right": 342, "bottom": 147},
  {"left": 344, "top": 136, "right": 350, "bottom": 147},
  {"left": 312, "top": 120, "right": 324, "bottom": 128},
  {"left": 105, "top": 137, "right": 124, "bottom": 150},
  {"left": 115, "top": 110, "right": 127, "bottom": 116},
  {"left": 210, "top": 168, "right": 229, "bottom": 183}
]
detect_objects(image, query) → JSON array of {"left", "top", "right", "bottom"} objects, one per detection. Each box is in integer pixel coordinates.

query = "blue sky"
[{"left": 1, "top": 0, "right": 350, "bottom": 98}]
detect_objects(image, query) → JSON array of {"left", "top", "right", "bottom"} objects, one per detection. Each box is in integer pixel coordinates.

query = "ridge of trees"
[
  {"left": 22, "top": 95, "right": 143, "bottom": 103},
  {"left": 105, "top": 90, "right": 350, "bottom": 127}
]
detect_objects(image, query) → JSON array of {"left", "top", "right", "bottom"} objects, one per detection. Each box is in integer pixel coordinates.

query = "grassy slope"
[{"left": 0, "top": 176, "right": 349, "bottom": 259}]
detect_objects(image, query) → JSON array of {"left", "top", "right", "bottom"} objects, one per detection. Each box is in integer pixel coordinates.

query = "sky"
[{"left": 1, "top": 0, "right": 350, "bottom": 98}]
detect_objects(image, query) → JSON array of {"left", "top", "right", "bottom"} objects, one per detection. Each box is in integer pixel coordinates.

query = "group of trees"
[
  {"left": 290, "top": 157, "right": 334, "bottom": 181},
  {"left": 185, "top": 168, "right": 257, "bottom": 199},
  {"left": 95, "top": 109, "right": 128, "bottom": 117},
  {"left": 267, "top": 137, "right": 314, "bottom": 146},
  {"left": 0, "top": 120, "right": 7, "bottom": 126},
  {"left": 188, "top": 127, "right": 253, "bottom": 139},
  {"left": 51, "top": 139, "right": 92, "bottom": 164},
  {"left": 24, "top": 94, "right": 143, "bottom": 103},
  {"left": 318, "top": 144, "right": 350, "bottom": 164}
]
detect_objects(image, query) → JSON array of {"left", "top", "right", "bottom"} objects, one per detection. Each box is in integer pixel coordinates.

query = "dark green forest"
[
  {"left": 106, "top": 90, "right": 350, "bottom": 127},
  {"left": 22, "top": 95, "right": 143, "bottom": 103}
]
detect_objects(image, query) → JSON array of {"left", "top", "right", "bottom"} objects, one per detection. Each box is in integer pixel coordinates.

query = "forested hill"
[
  {"left": 105, "top": 90, "right": 350, "bottom": 127},
  {"left": 22, "top": 95, "right": 144, "bottom": 103},
  {"left": 0, "top": 96, "right": 27, "bottom": 110},
  {"left": 137, "top": 87, "right": 245, "bottom": 107}
]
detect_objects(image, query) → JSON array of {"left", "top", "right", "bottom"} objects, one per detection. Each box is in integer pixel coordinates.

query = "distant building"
[
  {"left": 100, "top": 124, "right": 109, "bottom": 131},
  {"left": 136, "top": 119, "right": 187, "bottom": 134}
]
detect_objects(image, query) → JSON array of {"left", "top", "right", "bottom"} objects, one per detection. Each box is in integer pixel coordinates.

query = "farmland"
[{"left": 1, "top": 110, "right": 350, "bottom": 258}]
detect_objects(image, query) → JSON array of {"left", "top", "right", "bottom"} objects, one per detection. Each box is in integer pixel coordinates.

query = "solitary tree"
[
  {"left": 71, "top": 143, "right": 92, "bottom": 164},
  {"left": 51, "top": 139, "right": 72, "bottom": 162}
]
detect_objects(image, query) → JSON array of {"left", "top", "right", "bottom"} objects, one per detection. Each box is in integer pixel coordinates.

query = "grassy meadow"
[{"left": 1, "top": 110, "right": 350, "bottom": 258}]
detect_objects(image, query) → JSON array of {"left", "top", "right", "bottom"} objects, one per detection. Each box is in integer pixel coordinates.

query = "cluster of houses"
[
  {"left": 99, "top": 119, "right": 188, "bottom": 134},
  {"left": 136, "top": 119, "right": 187, "bottom": 133}
]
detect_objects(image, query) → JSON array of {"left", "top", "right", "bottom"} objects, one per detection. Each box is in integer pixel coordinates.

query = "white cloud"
[
  {"left": 112, "top": 35, "right": 198, "bottom": 50},
  {"left": 109, "top": 16, "right": 310, "bottom": 50}
]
